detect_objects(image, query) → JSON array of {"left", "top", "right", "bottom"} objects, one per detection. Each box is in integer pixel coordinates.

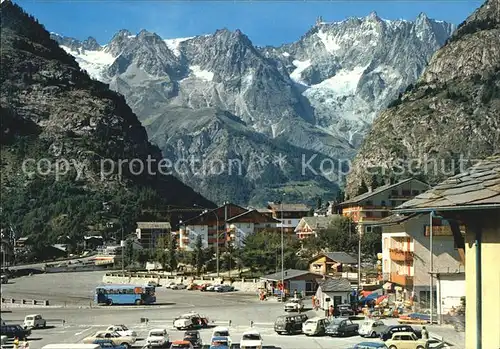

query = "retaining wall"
[{"left": 102, "top": 273, "right": 262, "bottom": 293}]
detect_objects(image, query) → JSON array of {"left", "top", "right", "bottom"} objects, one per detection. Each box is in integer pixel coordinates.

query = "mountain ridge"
[
  {"left": 345, "top": 0, "right": 500, "bottom": 198},
  {"left": 49, "top": 11, "right": 455, "bottom": 205},
  {"left": 0, "top": 0, "right": 214, "bottom": 245}
]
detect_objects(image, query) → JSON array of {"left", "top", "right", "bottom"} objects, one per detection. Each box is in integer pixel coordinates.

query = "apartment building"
[
  {"left": 226, "top": 210, "right": 280, "bottom": 247},
  {"left": 267, "top": 203, "right": 310, "bottom": 234},
  {"left": 377, "top": 213, "right": 464, "bottom": 312},
  {"left": 179, "top": 203, "right": 278, "bottom": 251},
  {"left": 339, "top": 178, "right": 430, "bottom": 234},
  {"left": 135, "top": 222, "right": 172, "bottom": 249}
]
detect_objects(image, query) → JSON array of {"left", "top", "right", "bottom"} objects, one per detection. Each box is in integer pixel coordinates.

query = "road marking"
[{"left": 75, "top": 327, "right": 93, "bottom": 336}]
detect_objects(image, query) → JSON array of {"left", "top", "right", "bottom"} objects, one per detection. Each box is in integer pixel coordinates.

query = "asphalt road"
[{"left": 0, "top": 272, "right": 459, "bottom": 349}]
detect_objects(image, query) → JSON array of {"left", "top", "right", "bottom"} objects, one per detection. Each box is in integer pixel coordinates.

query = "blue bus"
[{"left": 94, "top": 284, "right": 156, "bottom": 305}]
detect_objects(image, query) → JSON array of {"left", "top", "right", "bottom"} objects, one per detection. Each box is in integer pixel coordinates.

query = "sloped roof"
[
  {"left": 226, "top": 209, "right": 280, "bottom": 223},
  {"left": 298, "top": 216, "right": 342, "bottom": 230},
  {"left": 310, "top": 252, "right": 357, "bottom": 264},
  {"left": 318, "top": 278, "right": 352, "bottom": 292},
  {"left": 260, "top": 269, "right": 319, "bottom": 281},
  {"left": 267, "top": 203, "right": 310, "bottom": 212},
  {"left": 396, "top": 156, "right": 500, "bottom": 212},
  {"left": 340, "top": 178, "right": 429, "bottom": 206},
  {"left": 370, "top": 213, "right": 419, "bottom": 226}
]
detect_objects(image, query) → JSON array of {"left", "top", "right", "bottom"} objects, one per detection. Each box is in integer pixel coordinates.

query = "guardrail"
[
  {"left": 1, "top": 297, "right": 50, "bottom": 306},
  {"left": 105, "top": 272, "right": 260, "bottom": 283}
]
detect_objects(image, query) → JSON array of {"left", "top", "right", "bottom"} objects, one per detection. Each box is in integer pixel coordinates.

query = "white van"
[{"left": 42, "top": 345, "right": 101, "bottom": 349}]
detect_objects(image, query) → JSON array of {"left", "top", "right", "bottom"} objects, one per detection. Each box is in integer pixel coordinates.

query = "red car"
[{"left": 199, "top": 283, "right": 212, "bottom": 291}]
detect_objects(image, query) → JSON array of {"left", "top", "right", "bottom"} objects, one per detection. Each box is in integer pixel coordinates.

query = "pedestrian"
[
  {"left": 422, "top": 326, "right": 429, "bottom": 339},
  {"left": 329, "top": 304, "right": 334, "bottom": 318},
  {"left": 293, "top": 289, "right": 298, "bottom": 299},
  {"left": 312, "top": 296, "right": 316, "bottom": 310},
  {"left": 13, "top": 337, "right": 19, "bottom": 349}
]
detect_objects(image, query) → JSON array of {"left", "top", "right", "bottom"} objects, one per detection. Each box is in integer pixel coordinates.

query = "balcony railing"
[
  {"left": 390, "top": 272, "right": 413, "bottom": 286},
  {"left": 389, "top": 248, "right": 413, "bottom": 262}
]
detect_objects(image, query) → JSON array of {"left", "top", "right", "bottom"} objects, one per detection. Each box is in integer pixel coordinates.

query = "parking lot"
[{"left": 1, "top": 272, "right": 458, "bottom": 348}]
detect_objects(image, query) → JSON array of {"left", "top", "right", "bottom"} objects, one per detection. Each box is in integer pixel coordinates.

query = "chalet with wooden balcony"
[
  {"left": 338, "top": 178, "right": 430, "bottom": 234},
  {"left": 294, "top": 215, "right": 342, "bottom": 239}
]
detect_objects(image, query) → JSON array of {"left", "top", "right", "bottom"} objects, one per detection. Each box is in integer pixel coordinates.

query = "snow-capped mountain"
[
  {"left": 261, "top": 12, "right": 455, "bottom": 147},
  {"left": 50, "top": 12, "right": 455, "bottom": 205}
]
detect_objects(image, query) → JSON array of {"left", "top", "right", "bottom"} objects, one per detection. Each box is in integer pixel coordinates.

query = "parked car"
[
  {"left": 240, "top": 330, "right": 263, "bottom": 349},
  {"left": 199, "top": 283, "right": 212, "bottom": 291},
  {"left": 173, "top": 313, "right": 209, "bottom": 330},
  {"left": 274, "top": 314, "right": 309, "bottom": 335},
  {"left": 83, "top": 331, "right": 136, "bottom": 348},
  {"left": 146, "top": 328, "right": 169, "bottom": 348},
  {"left": 171, "top": 283, "right": 187, "bottom": 290},
  {"left": 302, "top": 317, "right": 328, "bottom": 336},
  {"left": 0, "top": 325, "right": 31, "bottom": 339},
  {"left": 359, "top": 320, "right": 388, "bottom": 338},
  {"left": 325, "top": 317, "right": 359, "bottom": 337},
  {"left": 146, "top": 281, "right": 159, "bottom": 287},
  {"left": 183, "top": 330, "right": 202, "bottom": 348},
  {"left": 169, "top": 340, "right": 193, "bottom": 349},
  {"left": 353, "top": 342, "right": 389, "bottom": 349},
  {"left": 380, "top": 325, "right": 422, "bottom": 341},
  {"left": 385, "top": 331, "right": 429, "bottom": 349},
  {"left": 205, "top": 284, "right": 219, "bottom": 292},
  {"left": 214, "top": 284, "right": 234, "bottom": 292},
  {"left": 211, "top": 327, "right": 232, "bottom": 347},
  {"left": 165, "top": 282, "right": 177, "bottom": 289},
  {"left": 335, "top": 303, "right": 356, "bottom": 317},
  {"left": 1, "top": 274, "right": 8, "bottom": 284},
  {"left": 284, "top": 298, "right": 304, "bottom": 312},
  {"left": 1, "top": 335, "right": 7, "bottom": 346},
  {"left": 105, "top": 325, "right": 137, "bottom": 337},
  {"left": 209, "top": 336, "right": 231, "bottom": 348},
  {"left": 93, "top": 339, "right": 128, "bottom": 349},
  {"left": 24, "top": 314, "right": 47, "bottom": 328}
]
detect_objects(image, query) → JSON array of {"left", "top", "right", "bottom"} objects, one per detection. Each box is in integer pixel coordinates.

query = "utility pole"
[
  {"left": 281, "top": 201, "right": 284, "bottom": 299},
  {"left": 430, "top": 211, "right": 434, "bottom": 324},
  {"left": 121, "top": 225, "right": 124, "bottom": 273},
  {"left": 357, "top": 226, "right": 362, "bottom": 305}
]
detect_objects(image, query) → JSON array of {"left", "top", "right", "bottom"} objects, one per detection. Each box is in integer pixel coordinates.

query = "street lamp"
[{"left": 196, "top": 206, "right": 220, "bottom": 277}]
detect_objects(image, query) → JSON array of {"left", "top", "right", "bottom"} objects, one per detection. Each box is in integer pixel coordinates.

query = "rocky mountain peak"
[
  {"left": 81, "top": 36, "right": 100, "bottom": 51},
  {"left": 345, "top": 0, "right": 500, "bottom": 198}
]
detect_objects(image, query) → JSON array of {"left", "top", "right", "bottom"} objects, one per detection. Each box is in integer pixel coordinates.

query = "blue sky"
[{"left": 19, "top": 0, "right": 482, "bottom": 46}]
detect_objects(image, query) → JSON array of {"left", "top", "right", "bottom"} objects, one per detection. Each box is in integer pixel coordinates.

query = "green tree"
[{"left": 193, "top": 235, "right": 205, "bottom": 276}]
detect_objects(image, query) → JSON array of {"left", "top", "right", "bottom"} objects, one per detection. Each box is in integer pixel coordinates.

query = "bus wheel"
[
  {"left": 136, "top": 299, "right": 143, "bottom": 305},
  {"left": 107, "top": 299, "right": 113, "bottom": 306}
]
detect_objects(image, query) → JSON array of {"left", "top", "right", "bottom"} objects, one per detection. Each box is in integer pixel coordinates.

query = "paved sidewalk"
[{"left": 428, "top": 324, "right": 465, "bottom": 349}]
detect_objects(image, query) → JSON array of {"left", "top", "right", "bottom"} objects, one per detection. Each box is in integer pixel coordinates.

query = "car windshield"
[
  {"left": 330, "top": 318, "right": 344, "bottom": 325},
  {"left": 25, "top": 317, "right": 34, "bottom": 320},
  {"left": 362, "top": 321, "right": 373, "bottom": 326},
  {"left": 214, "top": 331, "right": 229, "bottom": 336},
  {"left": 150, "top": 331, "right": 164, "bottom": 336},
  {"left": 243, "top": 334, "right": 261, "bottom": 340}
]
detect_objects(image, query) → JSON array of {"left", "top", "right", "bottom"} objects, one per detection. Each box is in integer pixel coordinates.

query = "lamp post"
[
  {"left": 357, "top": 225, "right": 363, "bottom": 306},
  {"left": 279, "top": 200, "right": 284, "bottom": 299},
  {"left": 195, "top": 204, "right": 220, "bottom": 277}
]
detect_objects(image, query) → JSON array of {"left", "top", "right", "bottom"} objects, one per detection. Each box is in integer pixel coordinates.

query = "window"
[
  {"left": 382, "top": 211, "right": 389, "bottom": 218},
  {"left": 381, "top": 200, "right": 386, "bottom": 207},
  {"left": 412, "top": 190, "right": 420, "bottom": 196}
]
